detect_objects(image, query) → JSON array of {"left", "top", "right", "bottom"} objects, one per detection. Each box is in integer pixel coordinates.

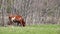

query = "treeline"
[{"left": 0, "top": 0, "right": 60, "bottom": 26}]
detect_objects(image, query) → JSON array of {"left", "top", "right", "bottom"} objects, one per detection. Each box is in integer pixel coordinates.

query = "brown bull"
[{"left": 8, "top": 14, "right": 25, "bottom": 27}]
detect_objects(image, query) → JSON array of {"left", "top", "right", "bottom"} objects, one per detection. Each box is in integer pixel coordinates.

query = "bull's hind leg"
[
  {"left": 19, "top": 21, "right": 23, "bottom": 27},
  {"left": 18, "top": 20, "right": 23, "bottom": 27},
  {"left": 17, "top": 23, "right": 20, "bottom": 26},
  {"left": 22, "top": 20, "right": 25, "bottom": 27},
  {"left": 20, "top": 20, "right": 25, "bottom": 27}
]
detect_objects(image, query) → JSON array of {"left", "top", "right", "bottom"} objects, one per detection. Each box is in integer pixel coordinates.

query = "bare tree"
[{"left": 1, "top": 0, "right": 5, "bottom": 26}]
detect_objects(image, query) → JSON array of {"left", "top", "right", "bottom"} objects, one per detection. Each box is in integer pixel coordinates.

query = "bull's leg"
[
  {"left": 22, "top": 20, "right": 25, "bottom": 27},
  {"left": 17, "top": 23, "right": 19, "bottom": 26},
  {"left": 19, "top": 20, "right": 25, "bottom": 27},
  {"left": 19, "top": 21, "right": 23, "bottom": 27},
  {"left": 19, "top": 21, "right": 22, "bottom": 26}
]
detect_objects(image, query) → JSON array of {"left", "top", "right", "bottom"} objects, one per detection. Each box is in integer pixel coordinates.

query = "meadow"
[{"left": 0, "top": 24, "right": 60, "bottom": 34}]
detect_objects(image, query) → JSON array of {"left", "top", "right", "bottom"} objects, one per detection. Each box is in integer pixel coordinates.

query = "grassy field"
[{"left": 0, "top": 24, "right": 60, "bottom": 34}]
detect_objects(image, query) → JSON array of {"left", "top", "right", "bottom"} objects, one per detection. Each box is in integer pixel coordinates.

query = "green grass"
[{"left": 0, "top": 24, "right": 60, "bottom": 34}]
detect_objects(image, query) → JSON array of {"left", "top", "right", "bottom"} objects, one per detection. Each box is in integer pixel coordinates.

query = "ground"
[{"left": 0, "top": 24, "right": 60, "bottom": 34}]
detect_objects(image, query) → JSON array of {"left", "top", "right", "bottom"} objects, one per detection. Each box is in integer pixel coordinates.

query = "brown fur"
[{"left": 8, "top": 14, "right": 25, "bottom": 27}]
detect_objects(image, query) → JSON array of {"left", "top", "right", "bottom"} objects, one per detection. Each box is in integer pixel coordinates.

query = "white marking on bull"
[{"left": 11, "top": 17, "right": 15, "bottom": 22}]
